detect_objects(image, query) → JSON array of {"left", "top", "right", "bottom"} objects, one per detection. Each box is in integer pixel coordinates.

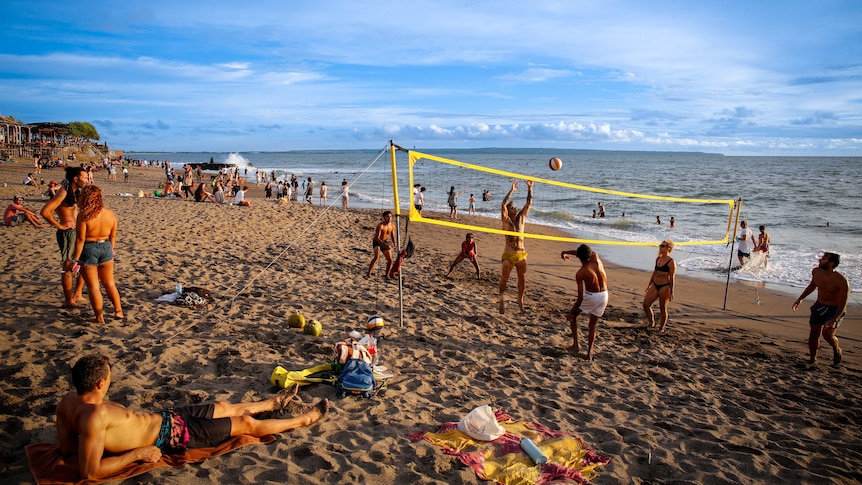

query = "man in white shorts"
[{"left": 562, "top": 244, "right": 609, "bottom": 361}]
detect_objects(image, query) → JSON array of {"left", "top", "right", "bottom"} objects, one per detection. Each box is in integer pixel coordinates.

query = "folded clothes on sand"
[{"left": 25, "top": 434, "right": 275, "bottom": 485}]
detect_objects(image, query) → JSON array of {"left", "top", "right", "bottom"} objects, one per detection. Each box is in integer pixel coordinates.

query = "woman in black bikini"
[{"left": 643, "top": 240, "right": 676, "bottom": 332}]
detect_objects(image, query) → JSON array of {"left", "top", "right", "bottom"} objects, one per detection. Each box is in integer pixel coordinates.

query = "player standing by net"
[{"left": 498, "top": 180, "right": 533, "bottom": 314}]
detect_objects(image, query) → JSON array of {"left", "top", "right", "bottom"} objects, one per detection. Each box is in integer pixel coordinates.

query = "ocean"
[{"left": 127, "top": 148, "right": 861, "bottom": 296}]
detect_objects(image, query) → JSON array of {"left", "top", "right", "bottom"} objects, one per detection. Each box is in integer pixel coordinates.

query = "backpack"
[{"left": 335, "top": 358, "right": 377, "bottom": 399}]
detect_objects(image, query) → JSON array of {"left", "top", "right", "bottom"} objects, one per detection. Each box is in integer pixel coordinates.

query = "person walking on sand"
[
  {"left": 319, "top": 181, "right": 327, "bottom": 206},
  {"left": 792, "top": 252, "right": 849, "bottom": 366},
  {"left": 56, "top": 354, "right": 328, "bottom": 481},
  {"left": 643, "top": 240, "right": 676, "bottom": 332},
  {"left": 561, "top": 244, "right": 608, "bottom": 360},
  {"left": 341, "top": 179, "right": 349, "bottom": 208},
  {"left": 41, "top": 167, "right": 88, "bottom": 308},
  {"left": 413, "top": 186, "right": 426, "bottom": 216},
  {"left": 447, "top": 233, "right": 480, "bottom": 279},
  {"left": 499, "top": 179, "right": 533, "bottom": 314},
  {"left": 366, "top": 210, "right": 396, "bottom": 278},
  {"left": 446, "top": 186, "right": 467, "bottom": 219},
  {"left": 73, "top": 185, "right": 123, "bottom": 323},
  {"left": 304, "top": 177, "right": 314, "bottom": 205}
]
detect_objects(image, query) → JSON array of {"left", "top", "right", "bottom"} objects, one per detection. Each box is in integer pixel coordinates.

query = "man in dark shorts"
[
  {"left": 40, "top": 167, "right": 88, "bottom": 307},
  {"left": 56, "top": 354, "right": 328, "bottom": 480},
  {"left": 792, "top": 252, "right": 849, "bottom": 366},
  {"left": 366, "top": 210, "right": 396, "bottom": 278}
]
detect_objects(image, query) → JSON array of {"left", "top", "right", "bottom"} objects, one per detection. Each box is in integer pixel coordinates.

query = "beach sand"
[{"left": 1, "top": 158, "right": 860, "bottom": 484}]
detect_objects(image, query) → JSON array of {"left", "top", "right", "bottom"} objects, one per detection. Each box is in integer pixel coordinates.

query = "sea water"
[{"left": 127, "top": 148, "right": 861, "bottom": 296}]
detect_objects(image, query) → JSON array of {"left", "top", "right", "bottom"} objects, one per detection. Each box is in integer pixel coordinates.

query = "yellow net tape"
[{"left": 405, "top": 150, "right": 737, "bottom": 246}]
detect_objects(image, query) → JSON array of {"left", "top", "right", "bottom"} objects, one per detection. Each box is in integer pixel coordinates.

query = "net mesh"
[{"left": 403, "top": 150, "right": 736, "bottom": 247}]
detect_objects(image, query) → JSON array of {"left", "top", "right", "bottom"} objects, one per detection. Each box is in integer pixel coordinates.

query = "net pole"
[
  {"left": 389, "top": 141, "right": 404, "bottom": 327},
  {"left": 723, "top": 198, "right": 743, "bottom": 310}
]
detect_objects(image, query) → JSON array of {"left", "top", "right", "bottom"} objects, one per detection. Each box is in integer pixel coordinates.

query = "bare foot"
[
  {"left": 518, "top": 300, "right": 525, "bottom": 313},
  {"left": 302, "top": 399, "right": 329, "bottom": 426},
  {"left": 498, "top": 295, "right": 505, "bottom": 314},
  {"left": 567, "top": 344, "right": 580, "bottom": 354},
  {"left": 833, "top": 348, "right": 843, "bottom": 367},
  {"left": 586, "top": 352, "right": 594, "bottom": 361},
  {"left": 273, "top": 384, "right": 300, "bottom": 410},
  {"left": 114, "top": 311, "right": 125, "bottom": 319},
  {"left": 63, "top": 302, "right": 82, "bottom": 309}
]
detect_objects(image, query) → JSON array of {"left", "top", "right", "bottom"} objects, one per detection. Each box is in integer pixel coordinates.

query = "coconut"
[
  {"left": 303, "top": 319, "right": 322, "bottom": 336},
  {"left": 287, "top": 313, "right": 306, "bottom": 329}
]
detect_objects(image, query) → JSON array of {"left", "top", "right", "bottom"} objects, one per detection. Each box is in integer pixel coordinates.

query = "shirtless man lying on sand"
[{"left": 56, "top": 354, "right": 328, "bottom": 480}]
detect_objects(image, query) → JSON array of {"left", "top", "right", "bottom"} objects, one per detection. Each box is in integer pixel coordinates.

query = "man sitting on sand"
[
  {"left": 234, "top": 186, "right": 251, "bottom": 206},
  {"left": 56, "top": 354, "right": 328, "bottom": 480},
  {"left": 4, "top": 195, "right": 43, "bottom": 228},
  {"left": 562, "top": 244, "right": 609, "bottom": 361}
]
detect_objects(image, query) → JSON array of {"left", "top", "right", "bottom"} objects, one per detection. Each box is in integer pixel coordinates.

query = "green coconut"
[
  {"left": 303, "top": 319, "right": 322, "bottom": 337},
  {"left": 287, "top": 313, "right": 306, "bottom": 329}
]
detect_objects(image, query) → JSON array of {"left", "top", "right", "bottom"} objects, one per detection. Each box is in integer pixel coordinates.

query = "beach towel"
[
  {"left": 25, "top": 434, "right": 276, "bottom": 485},
  {"left": 408, "top": 408, "right": 610, "bottom": 485}
]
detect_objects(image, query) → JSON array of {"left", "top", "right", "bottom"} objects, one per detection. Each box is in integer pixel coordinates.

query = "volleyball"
[
  {"left": 366, "top": 315, "right": 384, "bottom": 330},
  {"left": 548, "top": 157, "right": 563, "bottom": 171}
]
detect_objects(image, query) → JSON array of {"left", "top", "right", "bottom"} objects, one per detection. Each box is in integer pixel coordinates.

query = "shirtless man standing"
[
  {"left": 56, "top": 354, "right": 328, "bottom": 480},
  {"left": 499, "top": 180, "right": 532, "bottom": 314},
  {"left": 562, "top": 244, "right": 609, "bottom": 360},
  {"left": 792, "top": 252, "right": 849, "bottom": 366},
  {"left": 366, "top": 210, "right": 396, "bottom": 278},
  {"left": 41, "top": 167, "right": 88, "bottom": 308}
]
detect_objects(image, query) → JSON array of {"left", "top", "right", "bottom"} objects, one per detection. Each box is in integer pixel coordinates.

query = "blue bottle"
[{"left": 520, "top": 437, "right": 548, "bottom": 465}]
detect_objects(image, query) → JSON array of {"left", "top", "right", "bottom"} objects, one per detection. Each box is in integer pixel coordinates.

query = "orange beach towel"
[{"left": 25, "top": 434, "right": 276, "bottom": 485}]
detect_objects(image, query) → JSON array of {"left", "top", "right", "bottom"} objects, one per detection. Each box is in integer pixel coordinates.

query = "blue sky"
[{"left": 1, "top": 1, "right": 860, "bottom": 155}]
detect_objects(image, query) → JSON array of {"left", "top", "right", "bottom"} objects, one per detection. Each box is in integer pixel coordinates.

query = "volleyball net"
[{"left": 394, "top": 148, "right": 738, "bottom": 247}]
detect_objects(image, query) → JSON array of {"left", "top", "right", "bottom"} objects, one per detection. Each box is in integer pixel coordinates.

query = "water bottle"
[
  {"left": 176, "top": 281, "right": 183, "bottom": 295},
  {"left": 520, "top": 437, "right": 548, "bottom": 465}
]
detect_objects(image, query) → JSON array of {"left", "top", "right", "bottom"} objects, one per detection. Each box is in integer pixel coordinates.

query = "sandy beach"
[{"left": 1, "top": 157, "right": 860, "bottom": 484}]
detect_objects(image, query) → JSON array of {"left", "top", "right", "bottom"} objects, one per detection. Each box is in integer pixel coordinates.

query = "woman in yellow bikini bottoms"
[{"left": 498, "top": 179, "right": 533, "bottom": 314}]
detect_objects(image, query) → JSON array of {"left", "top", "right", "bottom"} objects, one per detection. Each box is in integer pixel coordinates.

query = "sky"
[{"left": 1, "top": 1, "right": 860, "bottom": 155}]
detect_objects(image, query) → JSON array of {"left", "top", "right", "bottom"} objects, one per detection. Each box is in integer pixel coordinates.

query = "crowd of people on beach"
[
  {"left": 7, "top": 161, "right": 850, "bottom": 367},
  {"left": 2, "top": 158, "right": 851, "bottom": 480}
]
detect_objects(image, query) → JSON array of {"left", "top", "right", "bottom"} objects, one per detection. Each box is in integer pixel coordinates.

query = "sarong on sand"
[{"left": 407, "top": 408, "right": 610, "bottom": 485}]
